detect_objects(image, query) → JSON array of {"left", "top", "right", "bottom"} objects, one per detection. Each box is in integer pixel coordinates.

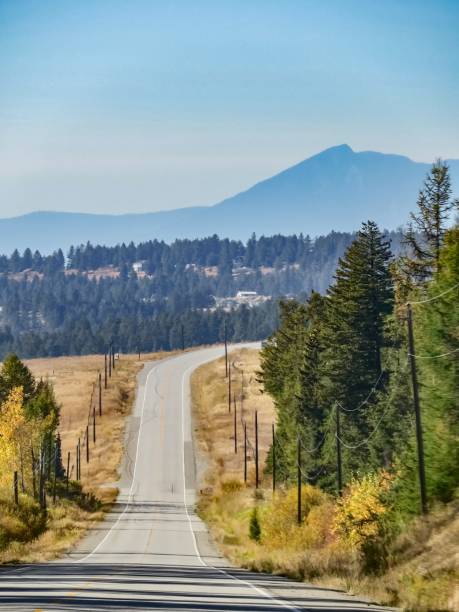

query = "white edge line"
[
  {"left": 70, "top": 360, "right": 159, "bottom": 563},
  {"left": 180, "top": 355, "right": 302, "bottom": 612}
]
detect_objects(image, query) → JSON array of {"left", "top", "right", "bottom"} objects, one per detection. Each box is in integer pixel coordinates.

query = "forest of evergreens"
[
  {"left": 0, "top": 230, "right": 403, "bottom": 358},
  {"left": 259, "top": 160, "right": 458, "bottom": 557}
]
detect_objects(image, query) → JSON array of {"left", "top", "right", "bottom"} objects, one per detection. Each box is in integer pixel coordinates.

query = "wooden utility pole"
[
  {"left": 297, "top": 438, "right": 302, "bottom": 524},
  {"left": 272, "top": 423, "right": 276, "bottom": 493},
  {"left": 99, "top": 373, "right": 102, "bottom": 416},
  {"left": 104, "top": 353, "right": 108, "bottom": 388},
  {"left": 224, "top": 322, "right": 228, "bottom": 377},
  {"left": 31, "top": 449, "right": 36, "bottom": 499},
  {"left": 240, "top": 371, "right": 244, "bottom": 419},
  {"left": 52, "top": 448, "right": 57, "bottom": 505},
  {"left": 13, "top": 471, "right": 18, "bottom": 505},
  {"left": 336, "top": 404, "right": 343, "bottom": 497},
  {"left": 86, "top": 426, "right": 89, "bottom": 463},
  {"left": 228, "top": 362, "right": 232, "bottom": 413},
  {"left": 108, "top": 347, "right": 112, "bottom": 378},
  {"left": 76, "top": 440, "right": 80, "bottom": 480},
  {"left": 93, "top": 403, "right": 96, "bottom": 444},
  {"left": 244, "top": 422, "right": 247, "bottom": 483},
  {"left": 112, "top": 345, "right": 115, "bottom": 371},
  {"left": 66, "top": 451, "right": 70, "bottom": 492},
  {"left": 255, "top": 411, "right": 259, "bottom": 489},
  {"left": 233, "top": 395, "right": 237, "bottom": 454},
  {"left": 407, "top": 303, "right": 428, "bottom": 514}
]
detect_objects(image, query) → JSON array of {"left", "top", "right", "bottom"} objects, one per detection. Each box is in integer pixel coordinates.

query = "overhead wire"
[
  {"left": 408, "top": 347, "right": 459, "bottom": 360},
  {"left": 408, "top": 281, "right": 459, "bottom": 306}
]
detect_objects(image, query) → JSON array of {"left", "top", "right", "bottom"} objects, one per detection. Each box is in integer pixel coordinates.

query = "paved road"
[{"left": 0, "top": 346, "right": 392, "bottom": 611}]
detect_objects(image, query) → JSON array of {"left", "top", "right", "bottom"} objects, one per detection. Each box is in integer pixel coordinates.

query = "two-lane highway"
[{"left": 0, "top": 346, "right": 393, "bottom": 611}]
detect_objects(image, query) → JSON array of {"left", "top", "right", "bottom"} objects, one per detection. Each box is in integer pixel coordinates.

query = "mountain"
[{"left": 2, "top": 144, "right": 458, "bottom": 254}]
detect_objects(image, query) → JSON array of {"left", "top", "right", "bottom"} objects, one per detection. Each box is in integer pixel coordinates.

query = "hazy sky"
[{"left": 1, "top": 0, "right": 458, "bottom": 218}]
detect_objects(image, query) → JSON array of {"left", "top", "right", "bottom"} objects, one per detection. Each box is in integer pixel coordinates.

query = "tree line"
[
  {"left": 259, "top": 160, "right": 458, "bottom": 523},
  {"left": 0, "top": 230, "right": 403, "bottom": 359}
]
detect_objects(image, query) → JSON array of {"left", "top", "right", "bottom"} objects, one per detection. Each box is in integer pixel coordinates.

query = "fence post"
[{"left": 272, "top": 423, "right": 276, "bottom": 493}]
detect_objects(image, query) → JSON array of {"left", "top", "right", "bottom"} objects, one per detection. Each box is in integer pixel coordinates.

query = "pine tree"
[
  {"left": 404, "top": 160, "right": 458, "bottom": 280},
  {"left": 0, "top": 354, "right": 36, "bottom": 403},
  {"left": 324, "top": 221, "right": 394, "bottom": 475}
]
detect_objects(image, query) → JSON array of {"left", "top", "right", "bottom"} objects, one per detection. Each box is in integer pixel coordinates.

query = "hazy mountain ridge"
[{"left": 3, "top": 144, "right": 459, "bottom": 254}]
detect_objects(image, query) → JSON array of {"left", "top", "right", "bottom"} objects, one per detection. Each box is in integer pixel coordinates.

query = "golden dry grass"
[
  {"left": 192, "top": 347, "right": 275, "bottom": 489},
  {"left": 26, "top": 351, "right": 168, "bottom": 504},
  {"left": 0, "top": 350, "right": 173, "bottom": 564},
  {"left": 192, "top": 349, "right": 459, "bottom": 611}
]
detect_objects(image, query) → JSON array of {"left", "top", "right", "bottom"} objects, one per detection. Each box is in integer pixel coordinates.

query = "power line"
[
  {"left": 299, "top": 428, "right": 328, "bottom": 454},
  {"left": 408, "top": 347, "right": 459, "bottom": 360},
  {"left": 408, "top": 281, "right": 459, "bottom": 306},
  {"left": 335, "top": 400, "right": 397, "bottom": 450},
  {"left": 338, "top": 370, "right": 386, "bottom": 413}
]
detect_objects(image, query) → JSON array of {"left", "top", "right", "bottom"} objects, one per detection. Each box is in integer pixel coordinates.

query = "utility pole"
[
  {"left": 297, "top": 438, "right": 302, "bottom": 524},
  {"left": 336, "top": 404, "right": 343, "bottom": 496},
  {"left": 244, "top": 422, "right": 247, "bottom": 483},
  {"left": 112, "top": 345, "right": 115, "bottom": 371},
  {"left": 228, "top": 362, "right": 232, "bottom": 413},
  {"left": 86, "top": 426, "right": 89, "bottom": 463},
  {"left": 240, "top": 370, "right": 244, "bottom": 420},
  {"left": 76, "top": 440, "right": 80, "bottom": 481},
  {"left": 255, "top": 411, "right": 259, "bottom": 489},
  {"left": 52, "top": 448, "right": 57, "bottom": 505},
  {"left": 108, "top": 347, "right": 112, "bottom": 378},
  {"left": 272, "top": 423, "right": 276, "bottom": 493},
  {"left": 66, "top": 451, "right": 70, "bottom": 492},
  {"left": 407, "top": 303, "right": 428, "bottom": 514},
  {"left": 104, "top": 353, "right": 108, "bottom": 388},
  {"left": 31, "top": 449, "right": 36, "bottom": 499},
  {"left": 13, "top": 471, "right": 18, "bottom": 505},
  {"left": 93, "top": 403, "right": 96, "bottom": 444},
  {"left": 99, "top": 372, "right": 102, "bottom": 417},
  {"left": 224, "top": 322, "right": 228, "bottom": 377},
  {"left": 233, "top": 395, "right": 237, "bottom": 454}
]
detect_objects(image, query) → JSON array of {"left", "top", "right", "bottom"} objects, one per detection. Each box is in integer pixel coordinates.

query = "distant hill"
[{"left": 2, "top": 144, "right": 458, "bottom": 254}]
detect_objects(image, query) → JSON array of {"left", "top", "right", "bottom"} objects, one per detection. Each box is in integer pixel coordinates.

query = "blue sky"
[{"left": 0, "top": 0, "right": 458, "bottom": 217}]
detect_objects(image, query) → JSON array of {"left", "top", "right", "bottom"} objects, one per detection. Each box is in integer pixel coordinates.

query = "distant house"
[
  {"left": 213, "top": 290, "right": 271, "bottom": 312},
  {"left": 132, "top": 261, "right": 146, "bottom": 274}
]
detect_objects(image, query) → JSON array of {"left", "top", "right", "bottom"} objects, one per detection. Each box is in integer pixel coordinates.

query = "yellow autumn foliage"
[
  {"left": 0, "top": 387, "right": 26, "bottom": 487},
  {"left": 333, "top": 471, "right": 393, "bottom": 548},
  {"left": 261, "top": 484, "right": 330, "bottom": 550}
]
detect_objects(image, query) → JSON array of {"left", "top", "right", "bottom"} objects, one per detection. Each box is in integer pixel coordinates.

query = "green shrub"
[{"left": 249, "top": 507, "right": 261, "bottom": 542}]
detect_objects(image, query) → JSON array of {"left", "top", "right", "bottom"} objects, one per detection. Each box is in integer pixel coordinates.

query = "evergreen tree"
[
  {"left": 323, "top": 221, "right": 394, "bottom": 475},
  {"left": 404, "top": 160, "right": 458, "bottom": 280},
  {"left": 0, "top": 354, "right": 36, "bottom": 403}
]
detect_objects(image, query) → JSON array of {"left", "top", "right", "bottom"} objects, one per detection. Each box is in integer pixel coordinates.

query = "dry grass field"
[
  {"left": 26, "top": 351, "right": 168, "bottom": 505},
  {"left": 0, "top": 350, "right": 173, "bottom": 564},
  {"left": 191, "top": 347, "right": 275, "bottom": 489},
  {"left": 192, "top": 349, "right": 459, "bottom": 611}
]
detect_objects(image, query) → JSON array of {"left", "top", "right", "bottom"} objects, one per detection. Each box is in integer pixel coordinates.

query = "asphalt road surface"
[{"left": 0, "top": 346, "right": 393, "bottom": 611}]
